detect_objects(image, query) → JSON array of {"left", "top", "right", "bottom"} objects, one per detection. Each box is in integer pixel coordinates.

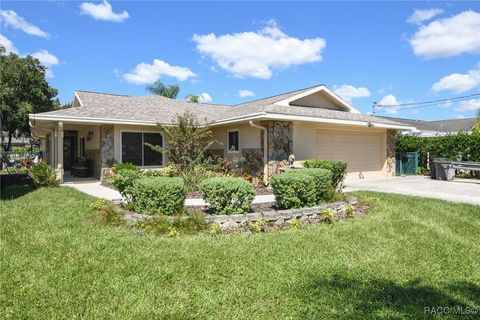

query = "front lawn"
[{"left": 1, "top": 187, "right": 479, "bottom": 319}]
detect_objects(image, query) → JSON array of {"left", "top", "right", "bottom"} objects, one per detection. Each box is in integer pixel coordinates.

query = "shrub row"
[
  {"left": 270, "top": 168, "right": 333, "bottom": 209},
  {"left": 303, "top": 159, "right": 347, "bottom": 190},
  {"left": 111, "top": 163, "right": 256, "bottom": 215}
]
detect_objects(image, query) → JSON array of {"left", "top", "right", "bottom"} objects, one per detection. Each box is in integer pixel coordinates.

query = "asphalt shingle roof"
[
  {"left": 34, "top": 88, "right": 408, "bottom": 127},
  {"left": 379, "top": 116, "right": 477, "bottom": 133}
]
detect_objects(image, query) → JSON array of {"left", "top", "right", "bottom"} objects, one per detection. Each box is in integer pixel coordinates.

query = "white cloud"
[
  {"left": 455, "top": 99, "right": 480, "bottom": 112},
  {"left": 123, "top": 59, "right": 197, "bottom": 84},
  {"left": 193, "top": 20, "right": 326, "bottom": 79},
  {"left": 379, "top": 94, "right": 401, "bottom": 114},
  {"left": 407, "top": 8, "right": 444, "bottom": 25},
  {"left": 0, "top": 10, "right": 49, "bottom": 38},
  {"left": 410, "top": 10, "right": 480, "bottom": 58},
  {"left": 333, "top": 84, "right": 371, "bottom": 102},
  {"left": 199, "top": 93, "right": 212, "bottom": 103},
  {"left": 238, "top": 89, "right": 255, "bottom": 98},
  {"left": 79, "top": 0, "right": 129, "bottom": 23},
  {"left": 31, "top": 50, "right": 60, "bottom": 78},
  {"left": 0, "top": 34, "right": 18, "bottom": 54},
  {"left": 432, "top": 65, "right": 480, "bottom": 93},
  {"left": 456, "top": 115, "right": 466, "bottom": 119}
]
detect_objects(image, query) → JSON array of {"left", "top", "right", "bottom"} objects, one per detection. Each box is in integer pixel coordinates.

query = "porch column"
[{"left": 56, "top": 121, "right": 64, "bottom": 182}]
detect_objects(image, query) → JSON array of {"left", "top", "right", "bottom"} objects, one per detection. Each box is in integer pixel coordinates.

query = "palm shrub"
[
  {"left": 129, "top": 177, "right": 185, "bottom": 215},
  {"left": 270, "top": 172, "right": 317, "bottom": 209},
  {"left": 200, "top": 177, "right": 255, "bottom": 214},
  {"left": 29, "top": 162, "right": 58, "bottom": 187},
  {"left": 303, "top": 159, "right": 347, "bottom": 190}
]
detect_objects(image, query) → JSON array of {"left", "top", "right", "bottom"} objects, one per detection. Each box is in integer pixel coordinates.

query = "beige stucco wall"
[
  {"left": 290, "top": 92, "right": 346, "bottom": 111},
  {"left": 211, "top": 123, "right": 262, "bottom": 160},
  {"left": 293, "top": 121, "right": 390, "bottom": 179}
]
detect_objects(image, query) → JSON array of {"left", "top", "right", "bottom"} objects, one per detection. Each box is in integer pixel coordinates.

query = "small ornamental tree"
[{"left": 146, "top": 112, "right": 218, "bottom": 172}]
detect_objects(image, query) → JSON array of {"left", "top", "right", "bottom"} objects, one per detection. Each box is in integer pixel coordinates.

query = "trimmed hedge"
[
  {"left": 285, "top": 168, "right": 332, "bottom": 203},
  {"left": 200, "top": 177, "right": 255, "bottom": 214},
  {"left": 271, "top": 168, "right": 333, "bottom": 209},
  {"left": 303, "top": 159, "right": 347, "bottom": 189},
  {"left": 130, "top": 177, "right": 185, "bottom": 215},
  {"left": 270, "top": 171, "right": 317, "bottom": 209}
]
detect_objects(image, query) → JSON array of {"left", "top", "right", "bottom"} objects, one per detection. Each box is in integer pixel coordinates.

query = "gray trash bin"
[{"left": 435, "top": 162, "right": 455, "bottom": 181}]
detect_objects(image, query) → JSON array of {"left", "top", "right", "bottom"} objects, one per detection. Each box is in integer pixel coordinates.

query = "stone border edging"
[{"left": 121, "top": 196, "right": 358, "bottom": 230}]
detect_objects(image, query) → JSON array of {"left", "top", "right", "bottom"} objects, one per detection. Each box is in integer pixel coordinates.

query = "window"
[
  {"left": 228, "top": 130, "right": 239, "bottom": 153},
  {"left": 121, "top": 132, "right": 163, "bottom": 166},
  {"left": 79, "top": 137, "right": 86, "bottom": 158}
]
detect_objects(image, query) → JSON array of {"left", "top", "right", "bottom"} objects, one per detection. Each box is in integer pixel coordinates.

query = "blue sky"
[{"left": 1, "top": 1, "right": 479, "bottom": 120}]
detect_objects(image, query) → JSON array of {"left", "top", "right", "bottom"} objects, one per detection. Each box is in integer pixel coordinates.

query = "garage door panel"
[{"left": 315, "top": 129, "right": 383, "bottom": 173}]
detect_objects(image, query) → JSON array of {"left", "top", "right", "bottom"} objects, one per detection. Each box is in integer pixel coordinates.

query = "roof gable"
[{"left": 273, "top": 85, "right": 360, "bottom": 114}]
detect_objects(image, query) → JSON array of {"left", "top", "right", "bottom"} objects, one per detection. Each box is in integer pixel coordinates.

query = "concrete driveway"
[{"left": 344, "top": 176, "right": 480, "bottom": 205}]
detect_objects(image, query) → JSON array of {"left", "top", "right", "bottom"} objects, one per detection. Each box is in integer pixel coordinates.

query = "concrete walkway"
[
  {"left": 62, "top": 180, "right": 275, "bottom": 206},
  {"left": 344, "top": 175, "right": 480, "bottom": 206}
]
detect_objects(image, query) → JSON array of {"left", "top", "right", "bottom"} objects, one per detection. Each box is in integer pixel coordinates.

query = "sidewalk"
[{"left": 62, "top": 181, "right": 275, "bottom": 206}]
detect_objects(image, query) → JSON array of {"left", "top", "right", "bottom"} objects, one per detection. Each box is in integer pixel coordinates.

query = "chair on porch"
[{"left": 71, "top": 158, "right": 93, "bottom": 177}]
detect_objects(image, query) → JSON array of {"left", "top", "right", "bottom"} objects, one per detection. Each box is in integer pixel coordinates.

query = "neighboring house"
[
  {"left": 379, "top": 116, "right": 477, "bottom": 137},
  {"left": 1, "top": 131, "right": 30, "bottom": 149},
  {"left": 29, "top": 85, "right": 413, "bottom": 182}
]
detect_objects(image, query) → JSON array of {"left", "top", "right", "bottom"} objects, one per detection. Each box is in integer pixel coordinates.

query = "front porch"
[{"left": 30, "top": 120, "right": 114, "bottom": 183}]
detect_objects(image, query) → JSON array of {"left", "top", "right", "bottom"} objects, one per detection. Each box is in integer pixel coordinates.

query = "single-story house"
[
  {"left": 29, "top": 84, "right": 414, "bottom": 182},
  {"left": 379, "top": 116, "right": 477, "bottom": 137}
]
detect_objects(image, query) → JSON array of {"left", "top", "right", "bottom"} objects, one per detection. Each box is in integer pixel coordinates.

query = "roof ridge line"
[{"left": 232, "top": 84, "right": 324, "bottom": 106}]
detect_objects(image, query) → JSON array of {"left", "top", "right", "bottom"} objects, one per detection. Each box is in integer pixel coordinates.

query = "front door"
[{"left": 63, "top": 131, "right": 78, "bottom": 170}]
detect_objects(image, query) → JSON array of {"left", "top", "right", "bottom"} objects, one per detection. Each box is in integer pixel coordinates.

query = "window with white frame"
[
  {"left": 121, "top": 132, "right": 163, "bottom": 166},
  {"left": 228, "top": 130, "right": 239, "bottom": 153}
]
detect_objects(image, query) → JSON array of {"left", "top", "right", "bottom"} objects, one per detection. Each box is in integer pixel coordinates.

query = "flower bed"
[{"left": 120, "top": 196, "right": 360, "bottom": 233}]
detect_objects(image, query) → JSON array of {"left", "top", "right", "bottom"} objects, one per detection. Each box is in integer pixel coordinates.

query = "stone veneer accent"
[
  {"left": 241, "top": 148, "right": 263, "bottom": 175},
  {"left": 122, "top": 196, "right": 358, "bottom": 231},
  {"left": 386, "top": 129, "right": 396, "bottom": 175},
  {"left": 100, "top": 125, "right": 114, "bottom": 181},
  {"left": 260, "top": 121, "right": 293, "bottom": 161}
]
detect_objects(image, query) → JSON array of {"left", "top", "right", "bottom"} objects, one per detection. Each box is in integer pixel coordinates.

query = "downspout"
[{"left": 249, "top": 121, "right": 268, "bottom": 185}]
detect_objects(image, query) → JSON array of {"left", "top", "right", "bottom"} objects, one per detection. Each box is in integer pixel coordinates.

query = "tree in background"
[
  {"left": 0, "top": 45, "right": 58, "bottom": 150},
  {"left": 474, "top": 110, "right": 480, "bottom": 133},
  {"left": 185, "top": 94, "right": 200, "bottom": 103},
  {"left": 146, "top": 79, "right": 180, "bottom": 99}
]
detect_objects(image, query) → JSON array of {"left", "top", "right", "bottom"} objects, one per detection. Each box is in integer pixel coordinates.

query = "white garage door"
[{"left": 315, "top": 129, "right": 383, "bottom": 173}]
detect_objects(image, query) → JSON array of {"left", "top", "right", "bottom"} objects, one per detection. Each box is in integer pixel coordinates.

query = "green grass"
[{"left": 1, "top": 187, "right": 479, "bottom": 319}]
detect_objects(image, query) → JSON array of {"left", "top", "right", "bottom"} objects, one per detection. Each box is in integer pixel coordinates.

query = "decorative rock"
[
  {"left": 246, "top": 213, "right": 263, "bottom": 221},
  {"left": 274, "top": 217, "right": 284, "bottom": 225},
  {"left": 346, "top": 196, "right": 358, "bottom": 205},
  {"left": 221, "top": 221, "right": 239, "bottom": 231},
  {"left": 205, "top": 215, "right": 229, "bottom": 224},
  {"left": 279, "top": 211, "right": 293, "bottom": 219},
  {"left": 228, "top": 214, "right": 246, "bottom": 223},
  {"left": 263, "top": 211, "right": 279, "bottom": 221}
]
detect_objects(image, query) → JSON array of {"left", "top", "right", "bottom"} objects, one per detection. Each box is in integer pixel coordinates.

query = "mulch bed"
[{"left": 187, "top": 187, "right": 273, "bottom": 199}]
